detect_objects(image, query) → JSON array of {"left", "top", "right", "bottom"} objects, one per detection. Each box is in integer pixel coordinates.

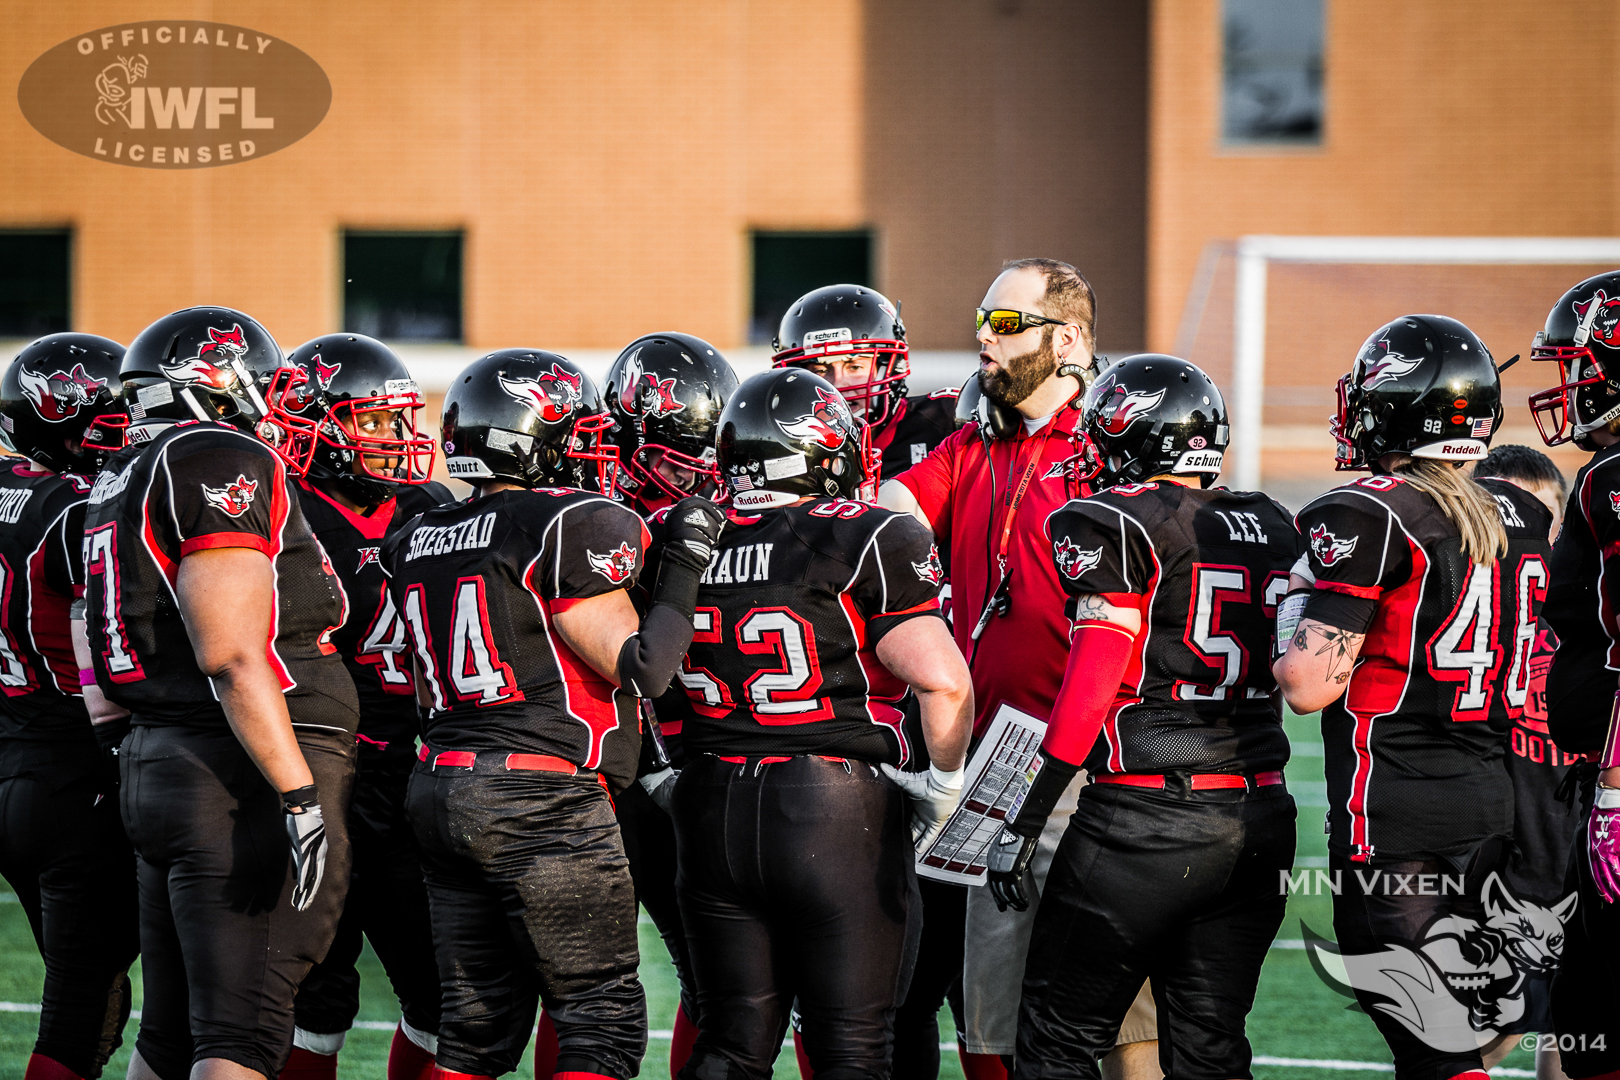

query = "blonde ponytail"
[{"left": 1390, "top": 456, "right": 1508, "bottom": 565}]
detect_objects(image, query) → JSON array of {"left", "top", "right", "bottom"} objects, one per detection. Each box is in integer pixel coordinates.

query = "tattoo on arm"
[
  {"left": 1073, "top": 594, "right": 1111, "bottom": 620},
  {"left": 1297, "top": 623, "right": 1364, "bottom": 683}
]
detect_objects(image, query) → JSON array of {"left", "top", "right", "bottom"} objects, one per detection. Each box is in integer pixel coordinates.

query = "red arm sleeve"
[{"left": 1041, "top": 618, "right": 1137, "bottom": 768}]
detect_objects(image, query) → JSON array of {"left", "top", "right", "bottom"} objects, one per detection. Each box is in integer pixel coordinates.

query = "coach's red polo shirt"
[{"left": 894, "top": 400, "right": 1087, "bottom": 736}]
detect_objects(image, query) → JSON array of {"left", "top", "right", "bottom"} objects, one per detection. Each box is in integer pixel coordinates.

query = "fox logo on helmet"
[
  {"left": 1096, "top": 385, "right": 1166, "bottom": 436},
  {"left": 16, "top": 363, "right": 108, "bottom": 423},
  {"left": 1053, "top": 537, "right": 1102, "bottom": 579},
  {"left": 1360, "top": 338, "right": 1423, "bottom": 391},
  {"left": 586, "top": 542, "right": 638, "bottom": 584},
  {"left": 777, "top": 386, "right": 854, "bottom": 450},
  {"left": 314, "top": 355, "right": 342, "bottom": 391},
  {"left": 499, "top": 365, "right": 583, "bottom": 425},
  {"left": 163, "top": 324, "right": 250, "bottom": 389},
  {"left": 1573, "top": 290, "right": 1620, "bottom": 350},
  {"left": 617, "top": 349, "right": 687, "bottom": 420},
  {"left": 1310, "top": 524, "right": 1357, "bottom": 566},
  {"left": 201, "top": 474, "right": 258, "bottom": 517},
  {"left": 913, "top": 546, "right": 944, "bottom": 585}
]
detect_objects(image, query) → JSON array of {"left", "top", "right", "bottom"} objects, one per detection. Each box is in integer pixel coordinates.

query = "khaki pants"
[{"left": 960, "top": 772, "right": 1157, "bottom": 1055}]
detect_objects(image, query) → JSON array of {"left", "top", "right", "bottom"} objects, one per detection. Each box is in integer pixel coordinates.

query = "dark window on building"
[
  {"left": 750, "top": 231, "right": 872, "bottom": 345},
  {"left": 343, "top": 231, "right": 463, "bottom": 342},
  {"left": 1222, "top": 0, "right": 1324, "bottom": 144},
  {"left": 0, "top": 231, "right": 70, "bottom": 337}
]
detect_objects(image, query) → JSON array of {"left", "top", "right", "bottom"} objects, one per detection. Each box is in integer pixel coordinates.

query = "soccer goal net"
[{"left": 1173, "top": 237, "right": 1620, "bottom": 509}]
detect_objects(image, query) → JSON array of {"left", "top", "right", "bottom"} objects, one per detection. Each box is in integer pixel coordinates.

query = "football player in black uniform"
[
  {"left": 259, "top": 335, "right": 450, "bottom": 1080},
  {"left": 666, "top": 368, "right": 972, "bottom": 1080},
  {"left": 987, "top": 355, "right": 1300, "bottom": 1080},
  {"left": 0, "top": 334, "right": 135, "bottom": 1080},
  {"left": 382, "top": 349, "right": 723, "bottom": 1080},
  {"left": 1277, "top": 315, "right": 1551, "bottom": 1080},
  {"left": 1529, "top": 271, "right": 1620, "bottom": 1080},
  {"left": 771, "top": 284, "right": 956, "bottom": 486},
  {"left": 600, "top": 332, "right": 738, "bottom": 1080},
  {"left": 83, "top": 307, "right": 360, "bottom": 1080},
  {"left": 772, "top": 287, "right": 968, "bottom": 1080}
]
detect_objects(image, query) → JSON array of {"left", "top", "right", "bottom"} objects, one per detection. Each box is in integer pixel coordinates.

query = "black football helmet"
[
  {"left": 120, "top": 307, "right": 284, "bottom": 435},
  {"left": 771, "top": 284, "right": 909, "bottom": 430},
  {"left": 1529, "top": 270, "right": 1620, "bottom": 448},
  {"left": 1077, "top": 354, "right": 1228, "bottom": 489},
  {"left": 1332, "top": 315, "right": 1501, "bottom": 471},
  {"left": 264, "top": 334, "right": 435, "bottom": 505},
  {"left": 0, "top": 333, "right": 127, "bottom": 473},
  {"left": 440, "top": 349, "right": 618, "bottom": 492},
  {"left": 716, "top": 368, "right": 872, "bottom": 508},
  {"left": 604, "top": 332, "right": 739, "bottom": 511}
]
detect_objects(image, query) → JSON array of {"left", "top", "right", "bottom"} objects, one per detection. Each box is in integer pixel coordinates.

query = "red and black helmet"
[
  {"left": 0, "top": 333, "right": 127, "bottom": 474},
  {"left": 1529, "top": 270, "right": 1620, "bottom": 448},
  {"left": 717, "top": 368, "right": 873, "bottom": 509},
  {"left": 263, "top": 334, "right": 436, "bottom": 505},
  {"left": 771, "top": 284, "right": 909, "bottom": 432},
  {"left": 604, "top": 332, "right": 738, "bottom": 512}
]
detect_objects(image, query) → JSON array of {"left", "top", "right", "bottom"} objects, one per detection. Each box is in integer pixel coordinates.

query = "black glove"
[
  {"left": 986, "top": 827, "right": 1039, "bottom": 912},
  {"left": 660, "top": 496, "right": 725, "bottom": 575},
  {"left": 282, "top": 784, "right": 328, "bottom": 912},
  {"left": 91, "top": 716, "right": 131, "bottom": 790}
]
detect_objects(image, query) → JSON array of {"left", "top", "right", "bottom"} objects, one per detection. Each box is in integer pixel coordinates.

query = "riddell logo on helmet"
[
  {"left": 1573, "top": 290, "right": 1620, "bottom": 349},
  {"left": 776, "top": 386, "right": 853, "bottom": 450},
  {"left": 163, "top": 324, "right": 247, "bottom": 388},
  {"left": 17, "top": 364, "right": 107, "bottom": 422},
  {"left": 1360, "top": 338, "right": 1423, "bottom": 391},
  {"left": 498, "top": 365, "right": 582, "bottom": 425}
]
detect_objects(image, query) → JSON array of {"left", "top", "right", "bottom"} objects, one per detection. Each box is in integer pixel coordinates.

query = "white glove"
[
  {"left": 639, "top": 767, "right": 679, "bottom": 815},
  {"left": 881, "top": 764, "right": 965, "bottom": 849},
  {"left": 284, "top": 803, "right": 328, "bottom": 912}
]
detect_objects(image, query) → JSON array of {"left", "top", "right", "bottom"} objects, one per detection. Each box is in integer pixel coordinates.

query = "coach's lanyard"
[{"left": 970, "top": 424, "right": 1057, "bottom": 644}]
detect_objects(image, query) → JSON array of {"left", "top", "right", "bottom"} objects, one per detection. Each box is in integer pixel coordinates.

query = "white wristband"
[{"left": 929, "top": 764, "right": 965, "bottom": 792}]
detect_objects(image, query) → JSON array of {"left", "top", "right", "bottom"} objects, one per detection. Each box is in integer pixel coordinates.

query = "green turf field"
[{"left": 0, "top": 709, "right": 1545, "bottom": 1079}]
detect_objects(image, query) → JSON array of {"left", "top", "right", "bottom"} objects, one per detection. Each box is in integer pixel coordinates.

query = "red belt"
[
  {"left": 716, "top": 755, "right": 847, "bottom": 765},
  {"left": 1093, "top": 770, "right": 1285, "bottom": 790},
  {"left": 417, "top": 744, "right": 579, "bottom": 775}
]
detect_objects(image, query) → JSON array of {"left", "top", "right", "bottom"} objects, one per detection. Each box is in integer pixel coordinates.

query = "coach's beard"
[{"left": 981, "top": 327, "right": 1057, "bottom": 409}]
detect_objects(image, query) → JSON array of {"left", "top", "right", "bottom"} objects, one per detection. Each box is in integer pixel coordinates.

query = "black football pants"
[
  {"left": 1015, "top": 779, "right": 1295, "bottom": 1080},
  {"left": 121, "top": 723, "right": 354, "bottom": 1080},
  {"left": 1329, "top": 840, "right": 1509, "bottom": 1080},
  {"left": 617, "top": 776, "right": 697, "bottom": 1019},
  {"left": 295, "top": 748, "right": 440, "bottom": 1039},
  {"left": 406, "top": 756, "right": 647, "bottom": 1079},
  {"left": 893, "top": 877, "right": 967, "bottom": 1080},
  {"left": 0, "top": 739, "right": 140, "bottom": 1078},
  {"left": 1552, "top": 771, "right": 1620, "bottom": 1078},
  {"left": 674, "top": 754, "right": 921, "bottom": 1080}
]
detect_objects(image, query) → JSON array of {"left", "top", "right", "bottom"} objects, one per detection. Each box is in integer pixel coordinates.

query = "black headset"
[{"left": 967, "top": 359, "right": 1099, "bottom": 446}]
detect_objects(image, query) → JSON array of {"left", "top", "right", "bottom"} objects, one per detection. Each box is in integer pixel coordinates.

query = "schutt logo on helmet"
[{"left": 18, "top": 364, "right": 108, "bottom": 422}]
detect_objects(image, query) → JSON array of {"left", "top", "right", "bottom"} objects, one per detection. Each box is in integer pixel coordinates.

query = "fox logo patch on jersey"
[
  {"left": 201, "top": 475, "right": 258, "bottom": 517},
  {"left": 1096, "top": 386, "right": 1166, "bottom": 436},
  {"left": 912, "top": 546, "right": 944, "bottom": 585},
  {"left": 586, "top": 542, "right": 637, "bottom": 584},
  {"left": 1309, "top": 524, "right": 1357, "bottom": 566},
  {"left": 777, "top": 386, "right": 855, "bottom": 450},
  {"left": 1361, "top": 338, "right": 1423, "bottom": 391},
  {"left": 499, "top": 365, "right": 583, "bottom": 425},
  {"left": 17, "top": 363, "right": 108, "bottom": 422},
  {"left": 1053, "top": 537, "right": 1102, "bottom": 579}
]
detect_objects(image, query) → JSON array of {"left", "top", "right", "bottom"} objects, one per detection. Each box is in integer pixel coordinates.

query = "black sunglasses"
[{"left": 975, "top": 308, "right": 1071, "bottom": 336}]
